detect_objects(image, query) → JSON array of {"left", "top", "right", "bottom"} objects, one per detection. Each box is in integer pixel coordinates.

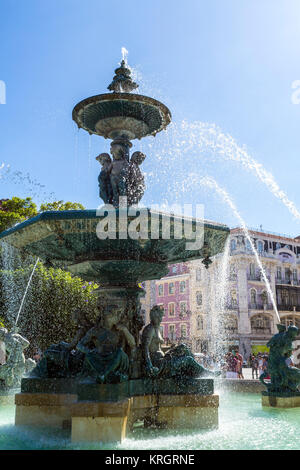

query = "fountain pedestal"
[
  {"left": 15, "top": 392, "right": 77, "bottom": 428},
  {"left": 71, "top": 399, "right": 131, "bottom": 443},
  {"left": 262, "top": 393, "right": 300, "bottom": 408},
  {"left": 14, "top": 377, "right": 219, "bottom": 442}
]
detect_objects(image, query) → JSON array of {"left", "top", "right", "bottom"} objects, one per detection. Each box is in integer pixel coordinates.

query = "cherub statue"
[
  {"left": 96, "top": 153, "right": 113, "bottom": 204},
  {"left": 109, "top": 142, "right": 129, "bottom": 207},
  {"left": 127, "top": 151, "right": 146, "bottom": 205},
  {"left": 96, "top": 143, "right": 146, "bottom": 207}
]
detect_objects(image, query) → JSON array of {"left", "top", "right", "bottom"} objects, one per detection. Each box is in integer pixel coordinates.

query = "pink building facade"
[{"left": 155, "top": 263, "right": 192, "bottom": 346}]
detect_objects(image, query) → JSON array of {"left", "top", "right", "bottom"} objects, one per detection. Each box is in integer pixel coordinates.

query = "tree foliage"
[
  {"left": 39, "top": 201, "right": 85, "bottom": 212},
  {"left": 0, "top": 197, "right": 85, "bottom": 234},
  {"left": 0, "top": 197, "right": 38, "bottom": 233},
  {"left": 0, "top": 196, "right": 93, "bottom": 354},
  {"left": 0, "top": 262, "right": 98, "bottom": 355}
]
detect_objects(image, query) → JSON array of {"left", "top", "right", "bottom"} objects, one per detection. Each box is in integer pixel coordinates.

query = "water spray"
[
  {"left": 15, "top": 257, "right": 40, "bottom": 326},
  {"left": 200, "top": 176, "right": 281, "bottom": 323}
]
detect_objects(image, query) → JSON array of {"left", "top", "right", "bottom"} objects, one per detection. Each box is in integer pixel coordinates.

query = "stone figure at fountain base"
[
  {"left": 141, "top": 306, "right": 221, "bottom": 381},
  {"left": 76, "top": 304, "right": 136, "bottom": 384},
  {"left": 31, "top": 308, "right": 93, "bottom": 379},
  {"left": 0, "top": 327, "right": 35, "bottom": 389},
  {"left": 260, "top": 324, "right": 300, "bottom": 396}
]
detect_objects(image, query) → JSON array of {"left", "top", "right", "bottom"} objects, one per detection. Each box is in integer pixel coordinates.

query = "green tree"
[
  {"left": 39, "top": 200, "right": 85, "bottom": 212},
  {"left": 0, "top": 197, "right": 38, "bottom": 233},
  {"left": 0, "top": 263, "right": 98, "bottom": 354}
]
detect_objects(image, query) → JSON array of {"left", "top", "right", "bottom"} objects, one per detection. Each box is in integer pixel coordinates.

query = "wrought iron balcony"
[
  {"left": 277, "top": 304, "right": 300, "bottom": 312},
  {"left": 276, "top": 278, "right": 300, "bottom": 286}
]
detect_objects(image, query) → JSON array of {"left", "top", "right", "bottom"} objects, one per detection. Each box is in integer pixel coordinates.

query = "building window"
[
  {"left": 230, "top": 264, "right": 236, "bottom": 279},
  {"left": 251, "top": 315, "right": 271, "bottom": 333},
  {"left": 157, "top": 304, "right": 165, "bottom": 317},
  {"left": 158, "top": 284, "right": 163, "bottom": 296},
  {"left": 257, "top": 240, "right": 264, "bottom": 254},
  {"left": 231, "top": 290, "right": 237, "bottom": 307},
  {"left": 246, "top": 239, "right": 252, "bottom": 251},
  {"left": 180, "top": 324, "right": 187, "bottom": 339},
  {"left": 230, "top": 239, "right": 236, "bottom": 251},
  {"left": 197, "top": 315, "right": 204, "bottom": 330},
  {"left": 293, "top": 269, "right": 298, "bottom": 282},
  {"left": 277, "top": 267, "right": 282, "bottom": 280},
  {"left": 172, "top": 265, "right": 177, "bottom": 274},
  {"left": 250, "top": 289, "right": 257, "bottom": 306},
  {"left": 168, "top": 324, "right": 175, "bottom": 341},
  {"left": 225, "top": 316, "right": 238, "bottom": 333},
  {"left": 168, "top": 283, "right": 174, "bottom": 294},
  {"left": 179, "top": 281, "right": 186, "bottom": 293},
  {"left": 261, "top": 290, "right": 268, "bottom": 306},
  {"left": 281, "top": 289, "right": 289, "bottom": 306},
  {"left": 196, "top": 268, "right": 201, "bottom": 281},
  {"left": 180, "top": 301, "right": 187, "bottom": 316},
  {"left": 168, "top": 303, "right": 175, "bottom": 316},
  {"left": 249, "top": 263, "right": 256, "bottom": 278},
  {"left": 285, "top": 268, "right": 291, "bottom": 283},
  {"left": 196, "top": 291, "right": 202, "bottom": 306}
]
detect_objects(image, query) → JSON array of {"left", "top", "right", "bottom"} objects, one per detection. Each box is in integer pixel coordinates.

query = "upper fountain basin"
[{"left": 72, "top": 93, "right": 172, "bottom": 140}]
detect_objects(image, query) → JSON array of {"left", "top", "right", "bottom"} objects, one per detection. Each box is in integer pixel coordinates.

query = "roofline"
[{"left": 231, "top": 227, "right": 300, "bottom": 244}]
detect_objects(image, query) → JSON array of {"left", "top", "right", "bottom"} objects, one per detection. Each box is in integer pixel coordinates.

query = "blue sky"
[{"left": 1, "top": 0, "right": 300, "bottom": 236}]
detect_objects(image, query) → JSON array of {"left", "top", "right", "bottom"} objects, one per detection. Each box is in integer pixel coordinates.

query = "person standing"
[
  {"left": 236, "top": 351, "right": 244, "bottom": 379},
  {"left": 250, "top": 354, "right": 259, "bottom": 379},
  {"left": 226, "top": 351, "right": 238, "bottom": 379},
  {"left": 258, "top": 354, "right": 264, "bottom": 377}
]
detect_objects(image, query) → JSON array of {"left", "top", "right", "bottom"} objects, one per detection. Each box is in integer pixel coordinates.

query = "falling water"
[
  {"left": 88, "top": 134, "right": 92, "bottom": 172},
  {"left": 142, "top": 120, "right": 300, "bottom": 223},
  {"left": 15, "top": 258, "right": 40, "bottom": 326},
  {"left": 212, "top": 237, "right": 231, "bottom": 358},
  {"left": 74, "top": 127, "right": 79, "bottom": 187},
  {"left": 121, "top": 46, "right": 128, "bottom": 64},
  {"left": 200, "top": 176, "right": 281, "bottom": 323},
  {"left": 0, "top": 163, "right": 56, "bottom": 204},
  {"left": 197, "top": 122, "right": 300, "bottom": 222},
  {"left": 0, "top": 242, "right": 18, "bottom": 321}
]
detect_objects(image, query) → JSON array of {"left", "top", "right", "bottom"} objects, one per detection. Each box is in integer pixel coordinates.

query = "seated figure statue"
[
  {"left": 260, "top": 324, "right": 300, "bottom": 395},
  {"left": 0, "top": 326, "right": 35, "bottom": 389},
  {"left": 76, "top": 303, "right": 136, "bottom": 384},
  {"left": 31, "top": 308, "right": 91, "bottom": 379},
  {"left": 141, "top": 306, "right": 220, "bottom": 380}
]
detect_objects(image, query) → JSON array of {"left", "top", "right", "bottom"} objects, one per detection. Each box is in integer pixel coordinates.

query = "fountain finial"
[{"left": 108, "top": 60, "right": 138, "bottom": 93}]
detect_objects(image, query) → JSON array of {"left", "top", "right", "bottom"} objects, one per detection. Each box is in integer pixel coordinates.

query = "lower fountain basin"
[{"left": 0, "top": 209, "right": 229, "bottom": 283}]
